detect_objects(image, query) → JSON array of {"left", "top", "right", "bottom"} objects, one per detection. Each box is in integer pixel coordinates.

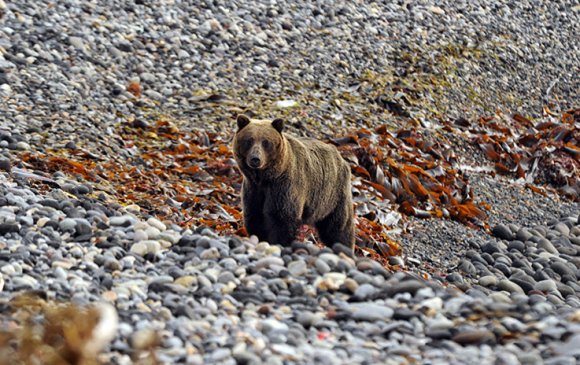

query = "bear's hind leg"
[{"left": 315, "top": 203, "right": 354, "bottom": 249}]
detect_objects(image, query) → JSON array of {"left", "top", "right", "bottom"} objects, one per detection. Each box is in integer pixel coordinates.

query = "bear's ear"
[
  {"left": 237, "top": 114, "right": 251, "bottom": 130},
  {"left": 272, "top": 118, "right": 284, "bottom": 133}
]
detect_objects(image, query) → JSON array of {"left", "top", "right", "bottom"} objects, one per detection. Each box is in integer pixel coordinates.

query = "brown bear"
[{"left": 233, "top": 114, "right": 355, "bottom": 250}]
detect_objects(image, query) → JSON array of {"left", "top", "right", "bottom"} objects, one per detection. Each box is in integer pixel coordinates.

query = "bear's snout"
[
  {"left": 248, "top": 156, "right": 262, "bottom": 168},
  {"left": 246, "top": 145, "right": 264, "bottom": 169}
]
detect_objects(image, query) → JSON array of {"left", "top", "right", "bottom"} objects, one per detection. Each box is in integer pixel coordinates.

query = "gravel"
[{"left": 1, "top": 0, "right": 579, "bottom": 364}]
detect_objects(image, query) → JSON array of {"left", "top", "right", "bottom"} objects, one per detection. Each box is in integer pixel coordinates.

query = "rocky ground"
[{"left": 0, "top": 0, "right": 579, "bottom": 364}]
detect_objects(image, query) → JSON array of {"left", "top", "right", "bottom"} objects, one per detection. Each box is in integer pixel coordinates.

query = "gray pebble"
[
  {"left": 348, "top": 303, "right": 394, "bottom": 321},
  {"left": 534, "top": 279, "right": 557, "bottom": 292},
  {"left": 287, "top": 260, "right": 308, "bottom": 276},
  {"left": 110, "top": 215, "right": 136, "bottom": 227},
  {"left": 59, "top": 218, "right": 76, "bottom": 232},
  {"left": 315, "top": 258, "right": 331, "bottom": 274},
  {"left": 538, "top": 238, "right": 559, "bottom": 254},
  {"left": 492, "top": 224, "right": 514, "bottom": 240},
  {"left": 498, "top": 279, "right": 524, "bottom": 294}
]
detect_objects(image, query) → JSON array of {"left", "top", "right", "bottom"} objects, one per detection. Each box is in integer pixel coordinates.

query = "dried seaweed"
[{"left": 455, "top": 109, "right": 579, "bottom": 200}]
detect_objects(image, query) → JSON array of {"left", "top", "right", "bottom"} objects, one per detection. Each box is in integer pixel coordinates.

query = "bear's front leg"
[
  {"left": 264, "top": 192, "right": 301, "bottom": 246},
  {"left": 265, "top": 215, "right": 300, "bottom": 246},
  {"left": 241, "top": 181, "right": 268, "bottom": 241}
]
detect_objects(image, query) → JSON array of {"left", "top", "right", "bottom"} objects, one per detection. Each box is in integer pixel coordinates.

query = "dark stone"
[
  {"left": 281, "top": 21, "right": 294, "bottom": 31},
  {"left": 466, "top": 287, "right": 490, "bottom": 299},
  {"left": 0, "top": 223, "right": 19, "bottom": 235},
  {"left": 533, "top": 270, "right": 551, "bottom": 282},
  {"left": 510, "top": 278, "right": 534, "bottom": 294},
  {"left": 231, "top": 289, "right": 264, "bottom": 304},
  {"left": 148, "top": 282, "right": 170, "bottom": 293},
  {"left": 516, "top": 228, "right": 533, "bottom": 242},
  {"left": 227, "top": 236, "right": 243, "bottom": 249},
  {"left": 116, "top": 40, "right": 133, "bottom": 52},
  {"left": 473, "top": 262, "right": 493, "bottom": 276},
  {"left": 332, "top": 243, "right": 354, "bottom": 258},
  {"left": 101, "top": 276, "right": 113, "bottom": 290},
  {"left": 494, "top": 254, "right": 512, "bottom": 266},
  {"left": 480, "top": 253, "right": 495, "bottom": 264},
  {"left": 494, "top": 263, "right": 512, "bottom": 276},
  {"left": 291, "top": 241, "right": 309, "bottom": 252},
  {"left": 543, "top": 267, "right": 561, "bottom": 281},
  {"left": 426, "top": 329, "right": 452, "bottom": 340},
  {"left": 551, "top": 262, "right": 574, "bottom": 278},
  {"left": 459, "top": 260, "right": 477, "bottom": 275},
  {"left": 267, "top": 58, "right": 280, "bottom": 68},
  {"left": 555, "top": 283, "right": 575, "bottom": 297},
  {"left": 177, "top": 235, "right": 198, "bottom": 246},
  {"left": 452, "top": 330, "right": 496, "bottom": 345},
  {"left": 446, "top": 273, "right": 464, "bottom": 284},
  {"left": 467, "top": 251, "right": 486, "bottom": 264},
  {"left": 131, "top": 119, "right": 149, "bottom": 128},
  {"left": 288, "top": 283, "right": 304, "bottom": 297},
  {"left": 39, "top": 199, "right": 61, "bottom": 209},
  {"left": 168, "top": 266, "right": 186, "bottom": 279},
  {"left": 75, "top": 233, "right": 92, "bottom": 242},
  {"left": 482, "top": 241, "right": 500, "bottom": 254},
  {"left": 507, "top": 241, "right": 526, "bottom": 252},
  {"left": 512, "top": 259, "right": 534, "bottom": 274},
  {"left": 387, "top": 280, "right": 426, "bottom": 296},
  {"left": 492, "top": 224, "right": 514, "bottom": 241},
  {"left": 393, "top": 308, "right": 420, "bottom": 320},
  {"left": 0, "top": 158, "right": 10, "bottom": 172},
  {"left": 561, "top": 274, "right": 577, "bottom": 284},
  {"left": 173, "top": 304, "right": 196, "bottom": 319},
  {"left": 538, "top": 238, "right": 558, "bottom": 254},
  {"left": 76, "top": 184, "right": 91, "bottom": 195},
  {"left": 75, "top": 220, "right": 92, "bottom": 235}
]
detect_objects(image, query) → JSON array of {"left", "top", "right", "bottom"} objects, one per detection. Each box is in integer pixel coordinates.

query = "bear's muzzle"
[{"left": 248, "top": 156, "right": 262, "bottom": 169}]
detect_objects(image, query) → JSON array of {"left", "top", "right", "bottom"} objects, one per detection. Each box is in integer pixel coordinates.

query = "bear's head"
[{"left": 233, "top": 114, "right": 286, "bottom": 175}]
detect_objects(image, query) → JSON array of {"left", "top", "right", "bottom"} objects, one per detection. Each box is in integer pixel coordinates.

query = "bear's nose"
[{"left": 249, "top": 157, "right": 261, "bottom": 168}]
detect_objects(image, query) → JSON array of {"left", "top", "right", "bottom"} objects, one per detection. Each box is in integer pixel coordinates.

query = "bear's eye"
[
  {"left": 244, "top": 138, "right": 254, "bottom": 149},
  {"left": 262, "top": 140, "right": 271, "bottom": 149}
]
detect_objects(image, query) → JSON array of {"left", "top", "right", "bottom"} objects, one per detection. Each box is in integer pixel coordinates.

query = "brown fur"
[{"left": 233, "top": 114, "right": 355, "bottom": 249}]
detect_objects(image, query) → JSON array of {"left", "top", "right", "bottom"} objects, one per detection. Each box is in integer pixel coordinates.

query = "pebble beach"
[{"left": 0, "top": 1, "right": 579, "bottom": 364}]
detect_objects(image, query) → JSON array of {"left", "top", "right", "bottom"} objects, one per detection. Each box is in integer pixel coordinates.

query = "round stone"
[
  {"left": 498, "top": 279, "right": 524, "bottom": 294},
  {"left": 287, "top": 260, "right": 308, "bottom": 276},
  {"left": 59, "top": 218, "right": 76, "bottom": 233},
  {"left": 478, "top": 275, "right": 498, "bottom": 287},
  {"left": 492, "top": 224, "right": 514, "bottom": 240}
]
